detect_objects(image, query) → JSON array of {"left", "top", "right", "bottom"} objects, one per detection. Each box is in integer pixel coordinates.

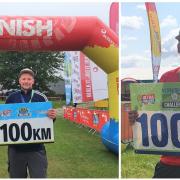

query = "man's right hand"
[{"left": 128, "top": 110, "right": 139, "bottom": 125}]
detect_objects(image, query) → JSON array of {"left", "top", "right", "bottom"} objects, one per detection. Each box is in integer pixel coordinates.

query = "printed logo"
[
  {"left": 18, "top": 107, "right": 30, "bottom": 117},
  {"left": 162, "top": 93, "right": 180, "bottom": 108},
  {"left": 161, "top": 87, "right": 180, "bottom": 108},
  {"left": 171, "top": 93, "right": 178, "bottom": 101},
  {"left": 140, "top": 94, "right": 155, "bottom": 104},
  {"left": 0, "top": 110, "right": 12, "bottom": 117}
]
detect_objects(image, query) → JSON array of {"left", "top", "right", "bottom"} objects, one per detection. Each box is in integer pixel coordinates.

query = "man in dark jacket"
[{"left": 6, "top": 68, "right": 57, "bottom": 178}]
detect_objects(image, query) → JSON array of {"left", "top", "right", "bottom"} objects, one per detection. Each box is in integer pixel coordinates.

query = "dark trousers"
[
  {"left": 153, "top": 161, "right": 180, "bottom": 178},
  {"left": 8, "top": 147, "right": 48, "bottom": 178}
]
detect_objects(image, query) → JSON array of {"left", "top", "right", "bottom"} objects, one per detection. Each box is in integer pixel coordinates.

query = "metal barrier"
[{"left": 63, "top": 106, "right": 109, "bottom": 132}]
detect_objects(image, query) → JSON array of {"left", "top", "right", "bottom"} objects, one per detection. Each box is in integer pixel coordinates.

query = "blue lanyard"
[{"left": 20, "top": 90, "right": 34, "bottom": 103}]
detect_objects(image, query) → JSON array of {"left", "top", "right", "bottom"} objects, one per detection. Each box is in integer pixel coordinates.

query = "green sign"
[
  {"left": 130, "top": 82, "right": 180, "bottom": 111},
  {"left": 130, "top": 82, "right": 180, "bottom": 155}
]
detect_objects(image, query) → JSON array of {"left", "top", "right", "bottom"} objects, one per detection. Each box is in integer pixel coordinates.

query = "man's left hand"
[{"left": 47, "top": 109, "right": 57, "bottom": 120}]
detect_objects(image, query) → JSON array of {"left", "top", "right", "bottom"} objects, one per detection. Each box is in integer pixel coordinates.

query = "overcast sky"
[{"left": 0, "top": 2, "right": 111, "bottom": 25}]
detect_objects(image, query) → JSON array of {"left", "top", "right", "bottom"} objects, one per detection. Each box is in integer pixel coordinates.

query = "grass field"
[
  {"left": 51, "top": 100, "right": 66, "bottom": 108},
  {"left": 121, "top": 144, "right": 160, "bottom": 178},
  {"left": 0, "top": 116, "right": 119, "bottom": 178}
]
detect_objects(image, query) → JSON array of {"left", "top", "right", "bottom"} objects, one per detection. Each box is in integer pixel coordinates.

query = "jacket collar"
[{"left": 20, "top": 89, "right": 32, "bottom": 95}]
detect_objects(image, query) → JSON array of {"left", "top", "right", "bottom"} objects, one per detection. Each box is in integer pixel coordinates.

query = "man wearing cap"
[{"left": 5, "top": 68, "right": 57, "bottom": 178}]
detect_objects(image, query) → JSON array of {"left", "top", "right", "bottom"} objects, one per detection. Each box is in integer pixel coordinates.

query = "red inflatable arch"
[
  {"left": 0, "top": 16, "right": 119, "bottom": 121},
  {"left": 0, "top": 16, "right": 118, "bottom": 73}
]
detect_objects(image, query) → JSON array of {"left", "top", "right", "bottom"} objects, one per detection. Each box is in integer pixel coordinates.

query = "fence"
[{"left": 63, "top": 106, "right": 110, "bottom": 132}]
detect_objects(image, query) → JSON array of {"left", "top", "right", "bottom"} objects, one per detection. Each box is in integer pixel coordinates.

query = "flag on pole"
[
  {"left": 110, "top": 2, "right": 119, "bottom": 35},
  {"left": 64, "top": 52, "right": 72, "bottom": 105},
  {"left": 145, "top": 2, "right": 161, "bottom": 82},
  {"left": 71, "top": 51, "right": 83, "bottom": 103}
]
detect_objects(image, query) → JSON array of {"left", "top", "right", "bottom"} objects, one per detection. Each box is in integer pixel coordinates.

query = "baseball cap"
[{"left": 19, "top": 68, "right": 35, "bottom": 78}]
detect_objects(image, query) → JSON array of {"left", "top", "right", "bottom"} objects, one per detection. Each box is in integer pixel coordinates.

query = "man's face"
[{"left": 19, "top": 73, "right": 34, "bottom": 90}]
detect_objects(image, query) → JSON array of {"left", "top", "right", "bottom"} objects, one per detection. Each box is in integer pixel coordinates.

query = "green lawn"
[
  {"left": 51, "top": 100, "right": 66, "bottom": 108},
  {"left": 121, "top": 144, "right": 160, "bottom": 178},
  {"left": 0, "top": 116, "right": 119, "bottom": 178}
]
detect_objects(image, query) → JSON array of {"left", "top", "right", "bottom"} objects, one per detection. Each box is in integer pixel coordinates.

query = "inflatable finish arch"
[{"left": 0, "top": 16, "right": 119, "bottom": 120}]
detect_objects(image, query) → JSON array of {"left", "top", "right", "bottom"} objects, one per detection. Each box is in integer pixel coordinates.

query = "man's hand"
[
  {"left": 47, "top": 109, "right": 57, "bottom": 120},
  {"left": 128, "top": 110, "right": 139, "bottom": 125}
]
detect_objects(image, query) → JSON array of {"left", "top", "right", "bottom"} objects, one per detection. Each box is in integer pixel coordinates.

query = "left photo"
[{"left": 0, "top": 2, "right": 119, "bottom": 178}]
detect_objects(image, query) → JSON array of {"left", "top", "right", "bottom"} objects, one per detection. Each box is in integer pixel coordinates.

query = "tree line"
[{"left": 0, "top": 52, "right": 64, "bottom": 95}]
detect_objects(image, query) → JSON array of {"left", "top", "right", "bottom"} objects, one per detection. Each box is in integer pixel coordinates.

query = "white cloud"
[
  {"left": 121, "top": 16, "right": 144, "bottom": 30},
  {"left": 136, "top": 4, "right": 145, "bottom": 10},
  {"left": 121, "top": 66, "right": 179, "bottom": 80},
  {"left": 121, "top": 54, "right": 180, "bottom": 80},
  {"left": 161, "top": 48, "right": 168, "bottom": 53},
  {"left": 161, "top": 28, "right": 179, "bottom": 57},
  {"left": 121, "top": 54, "right": 150, "bottom": 68},
  {"left": 121, "top": 30, "right": 180, "bottom": 80},
  {"left": 160, "top": 15, "right": 178, "bottom": 28},
  {"left": 121, "top": 67, "right": 153, "bottom": 80},
  {"left": 122, "top": 36, "right": 137, "bottom": 41},
  {"left": 162, "top": 28, "right": 179, "bottom": 44},
  {"left": 161, "top": 54, "right": 180, "bottom": 68}
]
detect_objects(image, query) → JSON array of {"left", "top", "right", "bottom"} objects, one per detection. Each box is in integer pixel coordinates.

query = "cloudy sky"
[{"left": 122, "top": 2, "right": 180, "bottom": 80}]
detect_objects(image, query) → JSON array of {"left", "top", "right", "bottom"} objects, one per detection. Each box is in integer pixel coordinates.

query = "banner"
[
  {"left": 110, "top": 2, "right": 119, "bottom": 35},
  {"left": 67, "top": 51, "right": 93, "bottom": 103},
  {"left": 90, "top": 61, "right": 108, "bottom": 101},
  {"left": 71, "top": 51, "right": 82, "bottom": 103},
  {"left": 67, "top": 51, "right": 108, "bottom": 103},
  {"left": 130, "top": 83, "right": 180, "bottom": 155},
  {"left": 64, "top": 52, "right": 72, "bottom": 105},
  {"left": 80, "top": 53, "right": 93, "bottom": 102},
  {"left": 145, "top": 3, "right": 161, "bottom": 82},
  {"left": 0, "top": 102, "right": 54, "bottom": 145}
]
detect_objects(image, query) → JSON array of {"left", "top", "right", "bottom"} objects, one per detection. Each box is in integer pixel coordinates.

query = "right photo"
[{"left": 121, "top": 2, "right": 180, "bottom": 178}]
